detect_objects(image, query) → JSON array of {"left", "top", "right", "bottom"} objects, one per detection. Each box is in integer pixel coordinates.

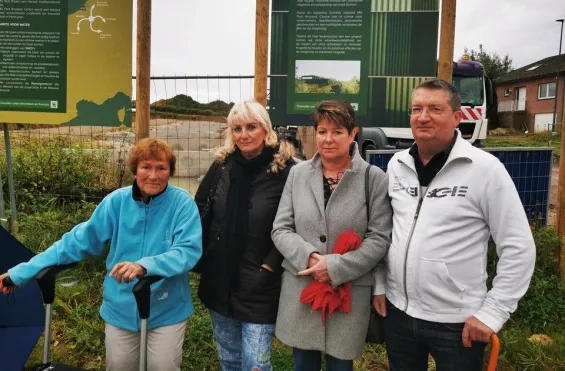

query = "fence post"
[
  {"left": 135, "top": 0, "right": 152, "bottom": 141},
  {"left": 557, "top": 118, "right": 565, "bottom": 278},
  {"left": 254, "top": 0, "right": 269, "bottom": 107},
  {"left": 437, "top": 0, "right": 456, "bottom": 82}
]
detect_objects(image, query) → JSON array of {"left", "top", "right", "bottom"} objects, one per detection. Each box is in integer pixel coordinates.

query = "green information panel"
[
  {"left": 286, "top": 0, "right": 371, "bottom": 115},
  {"left": 0, "top": 0, "right": 132, "bottom": 126},
  {"left": 0, "top": 0, "right": 68, "bottom": 112},
  {"left": 270, "top": 0, "right": 440, "bottom": 127}
]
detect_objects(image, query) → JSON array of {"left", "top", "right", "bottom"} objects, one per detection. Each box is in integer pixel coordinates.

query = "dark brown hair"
[
  {"left": 413, "top": 78, "right": 462, "bottom": 111},
  {"left": 311, "top": 100, "right": 356, "bottom": 133},
  {"left": 127, "top": 138, "right": 177, "bottom": 176}
]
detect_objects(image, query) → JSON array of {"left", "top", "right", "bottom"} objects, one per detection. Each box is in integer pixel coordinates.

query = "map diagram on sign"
[{"left": 77, "top": 4, "right": 105, "bottom": 34}]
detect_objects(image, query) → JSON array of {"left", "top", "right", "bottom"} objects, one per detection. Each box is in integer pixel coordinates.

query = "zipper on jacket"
[
  {"left": 398, "top": 159, "right": 442, "bottom": 312},
  {"left": 402, "top": 195, "right": 423, "bottom": 311},
  {"left": 138, "top": 201, "right": 150, "bottom": 331},
  {"left": 398, "top": 153, "right": 467, "bottom": 311},
  {"left": 142, "top": 201, "right": 150, "bottom": 258}
]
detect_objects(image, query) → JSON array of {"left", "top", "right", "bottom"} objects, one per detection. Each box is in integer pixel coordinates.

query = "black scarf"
[{"left": 224, "top": 145, "right": 276, "bottom": 290}]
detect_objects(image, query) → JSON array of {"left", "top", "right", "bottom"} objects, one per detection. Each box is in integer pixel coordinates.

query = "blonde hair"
[{"left": 214, "top": 99, "right": 295, "bottom": 173}]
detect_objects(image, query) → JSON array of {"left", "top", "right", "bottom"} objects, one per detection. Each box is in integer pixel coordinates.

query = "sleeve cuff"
[
  {"left": 7, "top": 266, "right": 27, "bottom": 287},
  {"left": 373, "top": 284, "right": 386, "bottom": 295},
  {"left": 373, "top": 264, "right": 387, "bottom": 295},
  {"left": 296, "top": 246, "right": 319, "bottom": 272},
  {"left": 474, "top": 305, "right": 508, "bottom": 333},
  {"left": 326, "top": 254, "right": 344, "bottom": 287},
  {"left": 135, "top": 258, "right": 155, "bottom": 276}
]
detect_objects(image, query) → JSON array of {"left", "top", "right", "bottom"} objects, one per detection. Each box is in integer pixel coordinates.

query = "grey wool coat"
[{"left": 271, "top": 143, "right": 393, "bottom": 360}]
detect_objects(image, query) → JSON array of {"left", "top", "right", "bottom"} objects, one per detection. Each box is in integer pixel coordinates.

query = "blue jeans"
[
  {"left": 209, "top": 310, "right": 275, "bottom": 371},
  {"left": 384, "top": 301, "right": 487, "bottom": 371},
  {"left": 292, "top": 348, "right": 353, "bottom": 371}
]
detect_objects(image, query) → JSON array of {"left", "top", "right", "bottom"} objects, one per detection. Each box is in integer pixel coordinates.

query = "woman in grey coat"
[{"left": 271, "top": 100, "right": 393, "bottom": 370}]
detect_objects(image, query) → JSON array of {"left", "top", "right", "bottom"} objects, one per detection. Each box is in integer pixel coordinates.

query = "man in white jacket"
[{"left": 373, "top": 78, "right": 536, "bottom": 370}]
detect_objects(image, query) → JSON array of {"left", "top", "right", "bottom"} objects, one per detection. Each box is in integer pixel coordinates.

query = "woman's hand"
[
  {"left": 298, "top": 253, "right": 331, "bottom": 284},
  {"left": 0, "top": 272, "right": 17, "bottom": 295},
  {"left": 261, "top": 264, "right": 274, "bottom": 272},
  {"left": 109, "top": 262, "right": 147, "bottom": 284},
  {"left": 307, "top": 255, "right": 318, "bottom": 268}
]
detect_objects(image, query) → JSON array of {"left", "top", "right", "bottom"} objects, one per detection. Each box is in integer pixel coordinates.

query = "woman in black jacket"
[{"left": 194, "top": 99, "right": 296, "bottom": 371}]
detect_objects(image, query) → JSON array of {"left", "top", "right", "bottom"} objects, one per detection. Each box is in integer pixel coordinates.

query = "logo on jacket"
[
  {"left": 426, "top": 186, "right": 468, "bottom": 198},
  {"left": 392, "top": 176, "right": 419, "bottom": 197}
]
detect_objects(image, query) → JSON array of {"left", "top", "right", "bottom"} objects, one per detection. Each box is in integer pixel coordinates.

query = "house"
[{"left": 496, "top": 54, "right": 565, "bottom": 132}]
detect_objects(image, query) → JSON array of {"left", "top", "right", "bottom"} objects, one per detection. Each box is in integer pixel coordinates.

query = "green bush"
[
  {"left": 511, "top": 227, "right": 565, "bottom": 333},
  {"left": 488, "top": 227, "right": 565, "bottom": 334},
  {"left": 16, "top": 201, "right": 97, "bottom": 253},
  {"left": 0, "top": 137, "right": 132, "bottom": 213}
]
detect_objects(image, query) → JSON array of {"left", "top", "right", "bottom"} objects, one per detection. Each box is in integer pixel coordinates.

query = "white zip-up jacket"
[{"left": 374, "top": 133, "right": 536, "bottom": 332}]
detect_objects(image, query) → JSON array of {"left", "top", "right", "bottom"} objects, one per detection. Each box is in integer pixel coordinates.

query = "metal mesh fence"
[
  {"left": 0, "top": 75, "right": 558, "bottom": 228},
  {"left": 0, "top": 76, "right": 259, "bottom": 215},
  {"left": 366, "top": 147, "right": 554, "bottom": 226}
]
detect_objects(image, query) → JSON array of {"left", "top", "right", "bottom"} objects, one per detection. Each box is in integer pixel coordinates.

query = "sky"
[{"left": 131, "top": 0, "right": 565, "bottom": 103}]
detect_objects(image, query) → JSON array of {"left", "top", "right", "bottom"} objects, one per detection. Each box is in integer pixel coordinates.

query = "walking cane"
[
  {"left": 133, "top": 275, "right": 164, "bottom": 371},
  {"left": 487, "top": 334, "right": 501, "bottom": 371}
]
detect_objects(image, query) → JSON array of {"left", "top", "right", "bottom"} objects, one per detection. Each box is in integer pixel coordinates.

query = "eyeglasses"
[{"left": 408, "top": 106, "right": 452, "bottom": 117}]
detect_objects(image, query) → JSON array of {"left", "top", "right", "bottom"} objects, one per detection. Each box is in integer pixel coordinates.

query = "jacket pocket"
[
  {"left": 237, "top": 266, "right": 281, "bottom": 302},
  {"left": 417, "top": 258, "right": 470, "bottom": 313}
]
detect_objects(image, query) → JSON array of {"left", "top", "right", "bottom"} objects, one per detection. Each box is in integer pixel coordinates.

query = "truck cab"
[
  {"left": 451, "top": 55, "right": 497, "bottom": 147},
  {"left": 357, "top": 55, "right": 498, "bottom": 154}
]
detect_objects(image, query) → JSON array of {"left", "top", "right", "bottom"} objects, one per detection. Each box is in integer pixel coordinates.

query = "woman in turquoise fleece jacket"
[{"left": 0, "top": 138, "right": 202, "bottom": 371}]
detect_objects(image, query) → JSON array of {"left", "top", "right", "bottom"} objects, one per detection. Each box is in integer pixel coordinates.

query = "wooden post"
[
  {"left": 437, "top": 0, "right": 456, "bottom": 82},
  {"left": 558, "top": 82, "right": 565, "bottom": 278},
  {"left": 135, "top": 0, "right": 151, "bottom": 141},
  {"left": 254, "top": 0, "right": 269, "bottom": 106}
]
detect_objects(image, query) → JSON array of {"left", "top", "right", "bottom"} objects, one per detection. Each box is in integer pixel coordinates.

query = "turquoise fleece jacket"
[{"left": 8, "top": 184, "right": 203, "bottom": 332}]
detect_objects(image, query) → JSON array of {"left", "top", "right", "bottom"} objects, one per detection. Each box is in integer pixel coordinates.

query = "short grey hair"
[{"left": 413, "top": 78, "right": 461, "bottom": 111}]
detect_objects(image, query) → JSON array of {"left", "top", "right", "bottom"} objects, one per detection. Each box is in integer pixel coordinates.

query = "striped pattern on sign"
[{"left": 371, "top": 0, "right": 439, "bottom": 12}]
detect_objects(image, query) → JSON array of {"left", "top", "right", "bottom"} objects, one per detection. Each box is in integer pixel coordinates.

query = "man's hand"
[
  {"left": 372, "top": 294, "right": 387, "bottom": 317},
  {"left": 109, "top": 262, "right": 146, "bottom": 284},
  {"left": 298, "top": 253, "right": 330, "bottom": 283},
  {"left": 462, "top": 316, "right": 494, "bottom": 347},
  {"left": 0, "top": 272, "right": 17, "bottom": 295}
]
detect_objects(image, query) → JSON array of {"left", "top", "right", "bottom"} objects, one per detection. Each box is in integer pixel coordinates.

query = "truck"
[{"left": 358, "top": 55, "right": 498, "bottom": 152}]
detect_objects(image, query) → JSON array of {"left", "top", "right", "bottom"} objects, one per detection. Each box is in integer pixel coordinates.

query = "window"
[
  {"left": 526, "top": 65, "right": 541, "bottom": 71},
  {"left": 538, "top": 82, "right": 556, "bottom": 99},
  {"left": 504, "top": 88, "right": 512, "bottom": 97},
  {"left": 452, "top": 75, "right": 484, "bottom": 106}
]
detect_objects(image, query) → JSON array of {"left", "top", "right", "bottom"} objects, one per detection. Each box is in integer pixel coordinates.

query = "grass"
[
  {"left": 485, "top": 131, "right": 561, "bottom": 156},
  {"left": 21, "top": 268, "right": 553, "bottom": 371},
  {"left": 18, "top": 251, "right": 561, "bottom": 370}
]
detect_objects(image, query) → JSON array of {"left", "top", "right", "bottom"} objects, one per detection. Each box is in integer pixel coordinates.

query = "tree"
[{"left": 463, "top": 44, "right": 514, "bottom": 80}]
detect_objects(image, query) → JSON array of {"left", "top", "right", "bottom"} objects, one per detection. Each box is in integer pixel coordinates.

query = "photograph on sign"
[{"left": 295, "top": 60, "right": 361, "bottom": 95}]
